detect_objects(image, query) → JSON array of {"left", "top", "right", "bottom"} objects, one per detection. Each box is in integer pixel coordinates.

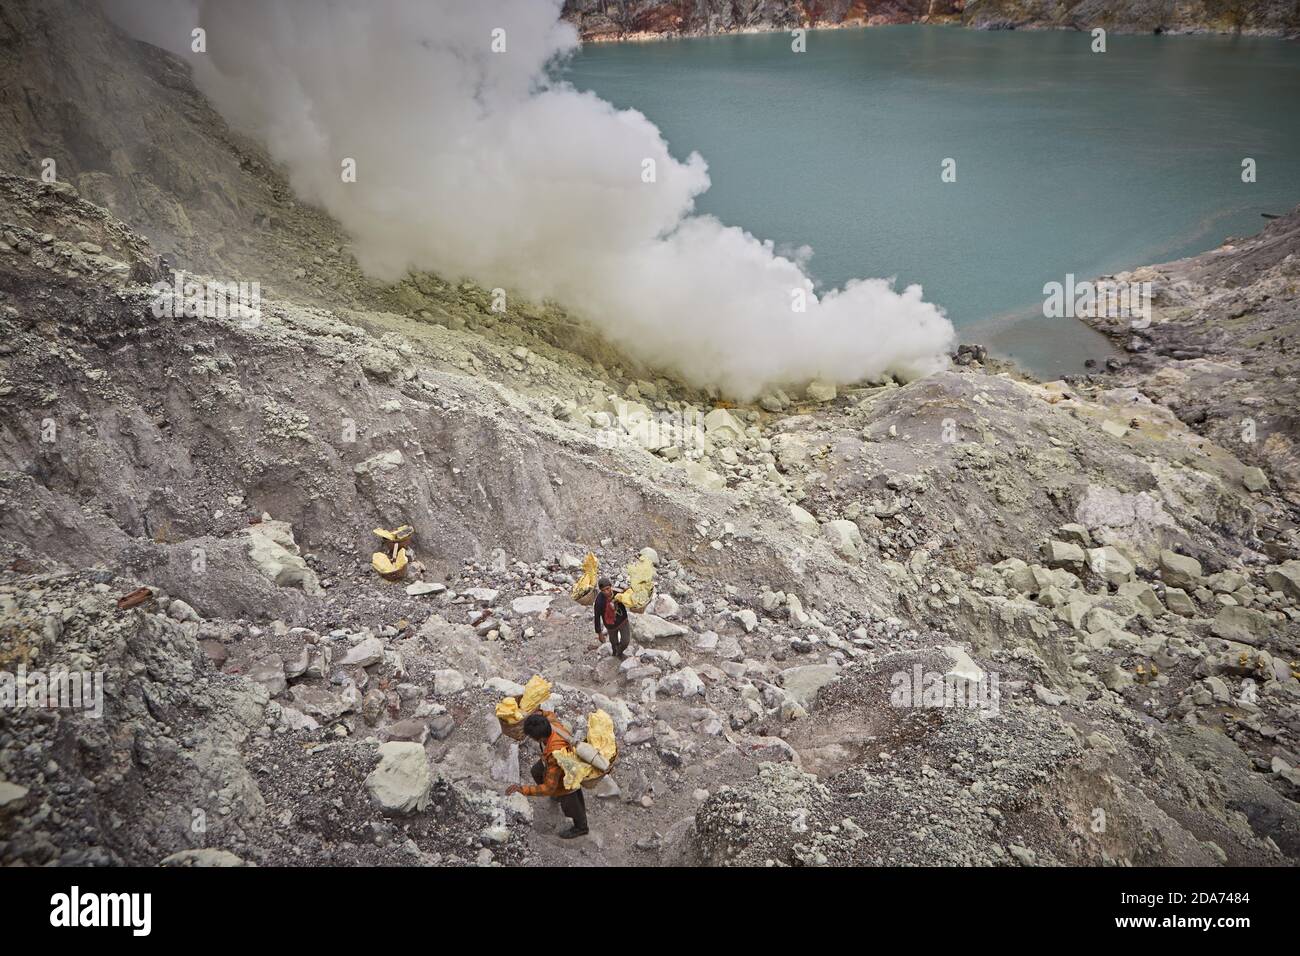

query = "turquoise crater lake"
[{"left": 563, "top": 26, "right": 1300, "bottom": 378}]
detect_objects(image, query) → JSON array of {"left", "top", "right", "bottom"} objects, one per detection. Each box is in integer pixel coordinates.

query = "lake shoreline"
[{"left": 572, "top": 18, "right": 1298, "bottom": 46}]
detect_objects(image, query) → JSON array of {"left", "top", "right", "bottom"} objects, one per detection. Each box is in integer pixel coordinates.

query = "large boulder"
[
  {"left": 702, "top": 408, "right": 746, "bottom": 440},
  {"left": 822, "top": 519, "right": 863, "bottom": 558},
  {"left": 246, "top": 654, "right": 286, "bottom": 697},
  {"left": 510, "top": 595, "right": 553, "bottom": 615},
  {"left": 1087, "top": 546, "right": 1135, "bottom": 586},
  {"left": 365, "top": 742, "right": 433, "bottom": 814},
  {"left": 789, "top": 504, "right": 819, "bottom": 534},
  {"left": 658, "top": 667, "right": 705, "bottom": 698},
  {"left": 1264, "top": 560, "right": 1300, "bottom": 603},
  {"left": 338, "top": 636, "right": 384, "bottom": 667},
  {"left": 634, "top": 614, "right": 689, "bottom": 641},
  {"left": 1159, "top": 550, "right": 1203, "bottom": 591},
  {"left": 240, "top": 518, "right": 321, "bottom": 594},
  {"left": 1164, "top": 587, "right": 1196, "bottom": 617},
  {"left": 994, "top": 558, "right": 1037, "bottom": 594},
  {"left": 1211, "top": 606, "right": 1272, "bottom": 646},
  {"left": 805, "top": 380, "right": 837, "bottom": 402},
  {"left": 1117, "top": 581, "right": 1163, "bottom": 618},
  {"left": 682, "top": 461, "right": 726, "bottom": 491},
  {"left": 779, "top": 664, "right": 839, "bottom": 710},
  {"left": 1044, "top": 540, "right": 1085, "bottom": 568}
]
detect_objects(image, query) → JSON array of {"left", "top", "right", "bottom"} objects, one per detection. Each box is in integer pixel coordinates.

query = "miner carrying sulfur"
[
  {"left": 593, "top": 577, "right": 632, "bottom": 660},
  {"left": 505, "top": 711, "right": 589, "bottom": 839}
]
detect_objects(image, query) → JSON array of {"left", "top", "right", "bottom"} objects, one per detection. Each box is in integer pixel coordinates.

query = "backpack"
[{"left": 603, "top": 594, "right": 619, "bottom": 628}]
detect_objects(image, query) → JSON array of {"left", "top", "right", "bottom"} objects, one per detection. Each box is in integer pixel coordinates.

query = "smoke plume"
[{"left": 107, "top": 0, "right": 954, "bottom": 399}]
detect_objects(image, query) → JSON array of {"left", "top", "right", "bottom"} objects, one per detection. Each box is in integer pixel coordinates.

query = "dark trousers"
[
  {"left": 531, "top": 760, "right": 588, "bottom": 831},
  {"left": 604, "top": 617, "right": 632, "bottom": 659}
]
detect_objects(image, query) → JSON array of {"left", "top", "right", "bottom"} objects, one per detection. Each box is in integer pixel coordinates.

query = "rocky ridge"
[{"left": 560, "top": 0, "right": 1300, "bottom": 41}]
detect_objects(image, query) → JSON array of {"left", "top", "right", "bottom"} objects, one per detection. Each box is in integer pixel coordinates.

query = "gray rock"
[
  {"left": 1087, "top": 546, "right": 1135, "bottom": 586},
  {"left": 429, "top": 714, "right": 456, "bottom": 740},
  {"left": 1264, "top": 560, "right": 1300, "bottom": 603},
  {"left": 635, "top": 613, "right": 688, "bottom": 641},
  {"left": 405, "top": 581, "right": 446, "bottom": 597},
  {"left": 511, "top": 594, "right": 553, "bottom": 615},
  {"left": 433, "top": 669, "right": 467, "bottom": 695},
  {"left": 1210, "top": 606, "right": 1271, "bottom": 646},
  {"left": 353, "top": 449, "right": 404, "bottom": 474},
  {"left": 382, "top": 719, "right": 430, "bottom": 744},
  {"left": 779, "top": 664, "right": 839, "bottom": 710},
  {"left": 247, "top": 654, "right": 286, "bottom": 697},
  {"left": 658, "top": 667, "right": 705, "bottom": 698},
  {"left": 1044, "top": 540, "right": 1086, "bottom": 567},
  {"left": 338, "top": 636, "right": 384, "bottom": 668},
  {"left": 1164, "top": 587, "right": 1196, "bottom": 617},
  {"left": 1159, "top": 549, "right": 1203, "bottom": 590},
  {"left": 167, "top": 599, "right": 200, "bottom": 622},
  {"left": 822, "top": 519, "right": 863, "bottom": 558},
  {"left": 159, "top": 849, "right": 250, "bottom": 867}
]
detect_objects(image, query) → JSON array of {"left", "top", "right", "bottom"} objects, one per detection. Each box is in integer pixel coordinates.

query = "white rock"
[
  {"left": 789, "top": 504, "right": 818, "bottom": 533},
  {"left": 483, "top": 677, "right": 526, "bottom": 697},
  {"left": 650, "top": 593, "right": 680, "bottom": 618},
  {"left": 942, "top": 646, "right": 986, "bottom": 690},
  {"left": 433, "top": 669, "right": 468, "bottom": 695},
  {"left": 406, "top": 581, "right": 446, "bottom": 597},
  {"left": 822, "top": 519, "right": 863, "bottom": 558},
  {"left": 634, "top": 614, "right": 688, "bottom": 641},
  {"left": 702, "top": 407, "right": 746, "bottom": 440},
  {"left": 511, "top": 595, "right": 553, "bottom": 615},
  {"left": 682, "top": 461, "right": 726, "bottom": 491},
  {"left": 240, "top": 518, "right": 322, "bottom": 595},
  {"left": 1087, "top": 546, "right": 1135, "bottom": 586},
  {"left": 365, "top": 742, "right": 432, "bottom": 814}
]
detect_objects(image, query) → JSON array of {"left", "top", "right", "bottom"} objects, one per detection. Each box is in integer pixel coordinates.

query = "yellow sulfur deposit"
[
  {"left": 373, "top": 525, "right": 414, "bottom": 546},
  {"left": 554, "top": 709, "right": 618, "bottom": 791},
  {"left": 371, "top": 548, "right": 408, "bottom": 580},
  {"left": 496, "top": 698, "right": 523, "bottom": 723},
  {"left": 519, "top": 674, "right": 552, "bottom": 712},
  {"left": 616, "top": 554, "right": 654, "bottom": 612},
  {"left": 586, "top": 709, "right": 617, "bottom": 762},
  {"left": 571, "top": 553, "right": 599, "bottom": 605}
]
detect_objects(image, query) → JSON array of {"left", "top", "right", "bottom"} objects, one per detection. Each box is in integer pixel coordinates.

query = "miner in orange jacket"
[{"left": 505, "top": 711, "right": 589, "bottom": 839}]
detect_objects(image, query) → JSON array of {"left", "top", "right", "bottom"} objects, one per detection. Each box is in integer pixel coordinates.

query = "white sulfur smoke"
[{"left": 107, "top": 0, "right": 954, "bottom": 399}]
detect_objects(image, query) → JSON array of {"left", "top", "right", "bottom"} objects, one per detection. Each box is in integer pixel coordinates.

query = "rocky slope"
[
  {"left": 1082, "top": 207, "right": 1300, "bottom": 508},
  {"left": 1, "top": 2, "right": 1298, "bottom": 867},
  {"left": 560, "top": 0, "right": 1300, "bottom": 40}
]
